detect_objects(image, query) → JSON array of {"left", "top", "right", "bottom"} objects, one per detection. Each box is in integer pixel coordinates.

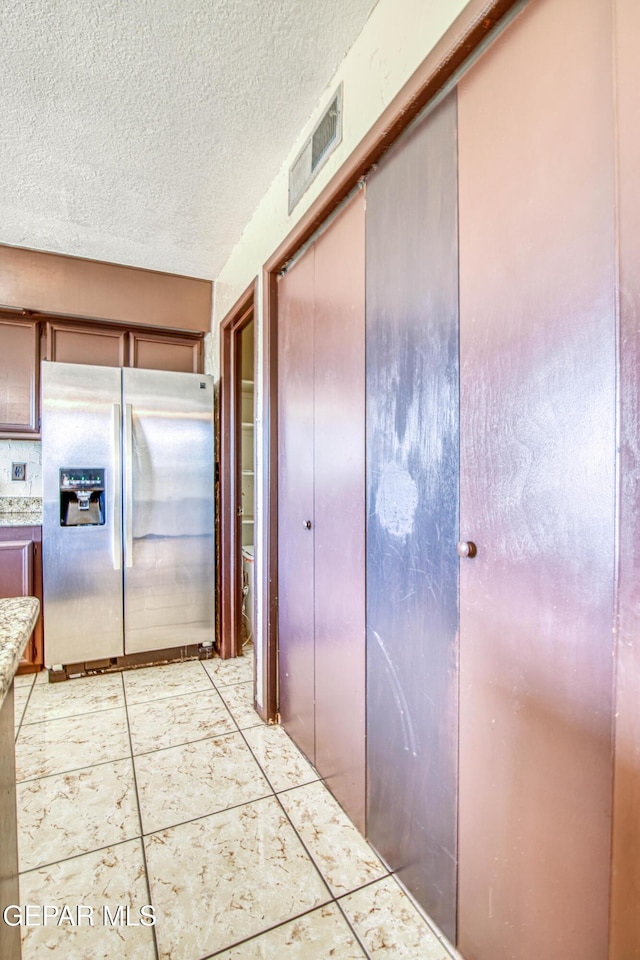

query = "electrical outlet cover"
[{"left": 11, "top": 462, "right": 27, "bottom": 481}]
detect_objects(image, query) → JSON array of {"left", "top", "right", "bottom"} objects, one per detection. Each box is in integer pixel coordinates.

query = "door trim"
[{"left": 219, "top": 281, "right": 256, "bottom": 659}]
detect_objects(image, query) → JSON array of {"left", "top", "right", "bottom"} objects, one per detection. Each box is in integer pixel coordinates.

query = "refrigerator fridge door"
[
  {"left": 122, "top": 368, "right": 215, "bottom": 653},
  {"left": 42, "top": 361, "right": 124, "bottom": 665}
]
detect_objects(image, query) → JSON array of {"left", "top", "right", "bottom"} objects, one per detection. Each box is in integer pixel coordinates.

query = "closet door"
[
  {"left": 278, "top": 248, "right": 316, "bottom": 763},
  {"left": 611, "top": 0, "right": 640, "bottom": 954},
  {"left": 278, "top": 193, "right": 366, "bottom": 829},
  {"left": 366, "top": 92, "right": 459, "bottom": 940},
  {"left": 313, "top": 193, "right": 366, "bottom": 831},
  {"left": 457, "top": 0, "right": 616, "bottom": 957}
]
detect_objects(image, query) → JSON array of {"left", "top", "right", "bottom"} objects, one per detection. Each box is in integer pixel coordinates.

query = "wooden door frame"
[
  {"left": 256, "top": 0, "right": 523, "bottom": 721},
  {"left": 219, "top": 281, "right": 256, "bottom": 659}
]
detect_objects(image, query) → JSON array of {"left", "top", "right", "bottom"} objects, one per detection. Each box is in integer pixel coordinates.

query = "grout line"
[
  {"left": 274, "top": 789, "right": 335, "bottom": 899},
  {"left": 334, "top": 872, "right": 395, "bottom": 903},
  {"left": 13, "top": 674, "right": 44, "bottom": 739},
  {"left": 16, "top": 751, "right": 132, "bottom": 785},
  {"left": 18, "top": 700, "right": 127, "bottom": 729},
  {"left": 131, "top": 725, "right": 243, "bottom": 759},
  {"left": 123, "top": 686, "right": 216, "bottom": 709},
  {"left": 140, "top": 789, "right": 276, "bottom": 840},
  {"left": 199, "top": 902, "right": 341, "bottom": 959},
  {"left": 16, "top": 661, "right": 425, "bottom": 960},
  {"left": 121, "top": 670, "right": 160, "bottom": 960},
  {"left": 333, "top": 895, "right": 374, "bottom": 960},
  {"left": 18, "top": 831, "right": 143, "bottom": 878}
]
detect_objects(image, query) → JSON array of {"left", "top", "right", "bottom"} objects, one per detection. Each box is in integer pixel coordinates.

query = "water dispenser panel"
[{"left": 59, "top": 468, "right": 106, "bottom": 526}]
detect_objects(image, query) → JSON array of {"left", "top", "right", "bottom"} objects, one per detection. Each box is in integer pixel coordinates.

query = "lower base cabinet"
[{"left": 0, "top": 526, "right": 44, "bottom": 673}]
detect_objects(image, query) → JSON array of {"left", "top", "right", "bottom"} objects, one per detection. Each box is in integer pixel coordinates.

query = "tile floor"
[{"left": 13, "top": 656, "right": 458, "bottom": 960}]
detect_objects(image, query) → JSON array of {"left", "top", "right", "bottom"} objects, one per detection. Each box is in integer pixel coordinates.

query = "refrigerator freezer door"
[
  {"left": 42, "top": 361, "right": 124, "bottom": 665},
  {"left": 122, "top": 368, "right": 215, "bottom": 653}
]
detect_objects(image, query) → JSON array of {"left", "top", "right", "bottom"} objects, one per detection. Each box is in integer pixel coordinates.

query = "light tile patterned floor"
[{"left": 14, "top": 657, "right": 458, "bottom": 960}]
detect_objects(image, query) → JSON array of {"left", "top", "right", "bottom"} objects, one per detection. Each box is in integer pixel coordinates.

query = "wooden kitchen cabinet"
[
  {"left": 0, "top": 315, "right": 39, "bottom": 438},
  {"left": 44, "top": 318, "right": 203, "bottom": 373},
  {"left": 0, "top": 527, "right": 44, "bottom": 674},
  {"left": 128, "top": 330, "right": 202, "bottom": 372},
  {"left": 44, "top": 320, "right": 127, "bottom": 367}
]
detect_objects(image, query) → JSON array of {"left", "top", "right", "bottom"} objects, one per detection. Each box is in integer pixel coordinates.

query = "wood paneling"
[
  {"left": 277, "top": 246, "right": 316, "bottom": 764},
  {"left": 312, "top": 193, "right": 366, "bottom": 832},
  {"left": 0, "top": 317, "right": 39, "bottom": 436},
  {"left": 611, "top": 0, "right": 640, "bottom": 955},
  {"left": 0, "top": 243, "right": 212, "bottom": 332},
  {"left": 365, "top": 93, "right": 459, "bottom": 940},
  {"left": 457, "top": 0, "right": 616, "bottom": 957}
]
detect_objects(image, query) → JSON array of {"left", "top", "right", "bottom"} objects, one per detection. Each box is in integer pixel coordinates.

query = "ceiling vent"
[{"left": 288, "top": 85, "right": 343, "bottom": 214}]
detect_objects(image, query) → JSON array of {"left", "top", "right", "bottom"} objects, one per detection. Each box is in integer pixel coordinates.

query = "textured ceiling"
[{"left": 0, "top": 0, "right": 378, "bottom": 279}]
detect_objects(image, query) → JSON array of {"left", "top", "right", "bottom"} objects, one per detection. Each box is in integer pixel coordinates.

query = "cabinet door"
[
  {"left": 457, "top": 0, "right": 615, "bottom": 957},
  {"left": 0, "top": 540, "right": 32, "bottom": 597},
  {"left": 0, "top": 318, "right": 39, "bottom": 436},
  {"left": 0, "top": 540, "right": 35, "bottom": 665},
  {"left": 46, "top": 321, "right": 127, "bottom": 367},
  {"left": 129, "top": 331, "right": 202, "bottom": 373}
]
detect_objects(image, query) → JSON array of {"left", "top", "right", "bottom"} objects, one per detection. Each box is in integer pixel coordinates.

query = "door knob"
[
  {"left": 303, "top": 520, "right": 312, "bottom": 530},
  {"left": 457, "top": 540, "right": 477, "bottom": 558}
]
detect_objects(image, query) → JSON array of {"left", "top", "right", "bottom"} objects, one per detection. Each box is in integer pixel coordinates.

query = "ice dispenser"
[{"left": 59, "top": 468, "right": 106, "bottom": 526}]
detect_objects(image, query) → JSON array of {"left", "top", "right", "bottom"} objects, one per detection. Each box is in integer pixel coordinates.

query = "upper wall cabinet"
[
  {"left": 128, "top": 330, "right": 202, "bottom": 373},
  {"left": 44, "top": 321, "right": 128, "bottom": 367},
  {"left": 0, "top": 315, "right": 205, "bottom": 439},
  {"left": 44, "top": 320, "right": 204, "bottom": 373},
  {"left": 0, "top": 316, "right": 39, "bottom": 438}
]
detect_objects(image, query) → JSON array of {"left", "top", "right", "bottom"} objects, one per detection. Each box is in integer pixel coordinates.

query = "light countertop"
[
  {"left": 0, "top": 597, "right": 40, "bottom": 709},
  {"left": 0, "top": 497, "right": 42, "bottom": 527}
]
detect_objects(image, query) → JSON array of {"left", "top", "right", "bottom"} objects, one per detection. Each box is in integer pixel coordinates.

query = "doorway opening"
[{"left": 219, "top": 284, "right": 256, "bottom": 660}]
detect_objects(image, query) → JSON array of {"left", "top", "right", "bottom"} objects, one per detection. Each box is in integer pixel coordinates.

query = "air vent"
[{"left": 288, "top": 85, "right": 343, "bottom": 214}]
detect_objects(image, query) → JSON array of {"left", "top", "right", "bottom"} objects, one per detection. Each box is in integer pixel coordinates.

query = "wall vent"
[{"left": 288, "top": 85, "right": 343, "bottom": 214}]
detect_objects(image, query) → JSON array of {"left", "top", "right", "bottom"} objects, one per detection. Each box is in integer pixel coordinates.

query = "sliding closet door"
[
  {"left": 314, "top": 190, "right": 365, "bottom": 832},
  {"left": 278, "top": 193, "right": 366, "bottom": 829},
  {"left": 366, "top": 92, "right": 459, "bottom": 940},
  {"left": 457, "top": 0, "right": 616, "bottom": 957},
  {"left": 313, "top": 193, "right": 366, "bottom": 832},
  {"left": 278, "top": 248, "right": 316, "bottom": 763},
  {"left": 611, "top": 0, "right": 640, "bottom": 955}
]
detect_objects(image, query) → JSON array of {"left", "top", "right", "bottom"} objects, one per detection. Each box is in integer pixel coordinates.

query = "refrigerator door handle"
[
  {"left": 124, "top": 402, "right": 134, "bottom": 568},
  {"left": 112, "top": 403, "right": 122, "bottom": 571}
]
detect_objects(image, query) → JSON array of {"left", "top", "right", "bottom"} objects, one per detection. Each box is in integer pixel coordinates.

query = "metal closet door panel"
[
  {"left": 366, "top": 91, "right": 460, "bottom": 940},
  {"left": 41, "top": 361, "right": 124, "bottom": 665},
  {"left": 313, "top": 191, "right": 366, "bottom": 833},
  {"left": 457, "top": 0, "right": 616, "bottom": 957},
  {"left": 277, "top": 246, "right": 316, "bottom": 764},
  {"left": 611, "top": 0, "right": 640, "bottom": 954},
  {"left": 122, "top": 367, "right": 215, "bottom": 654}
]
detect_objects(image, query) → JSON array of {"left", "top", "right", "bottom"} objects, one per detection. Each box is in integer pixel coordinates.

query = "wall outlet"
[{"left": 11, "top": 462, "right": 27, "bottom": 481}]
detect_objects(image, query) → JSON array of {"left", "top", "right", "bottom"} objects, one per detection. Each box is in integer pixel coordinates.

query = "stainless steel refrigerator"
[{"left": 41, "top": 361, "right": 215, "bottom": 668}]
